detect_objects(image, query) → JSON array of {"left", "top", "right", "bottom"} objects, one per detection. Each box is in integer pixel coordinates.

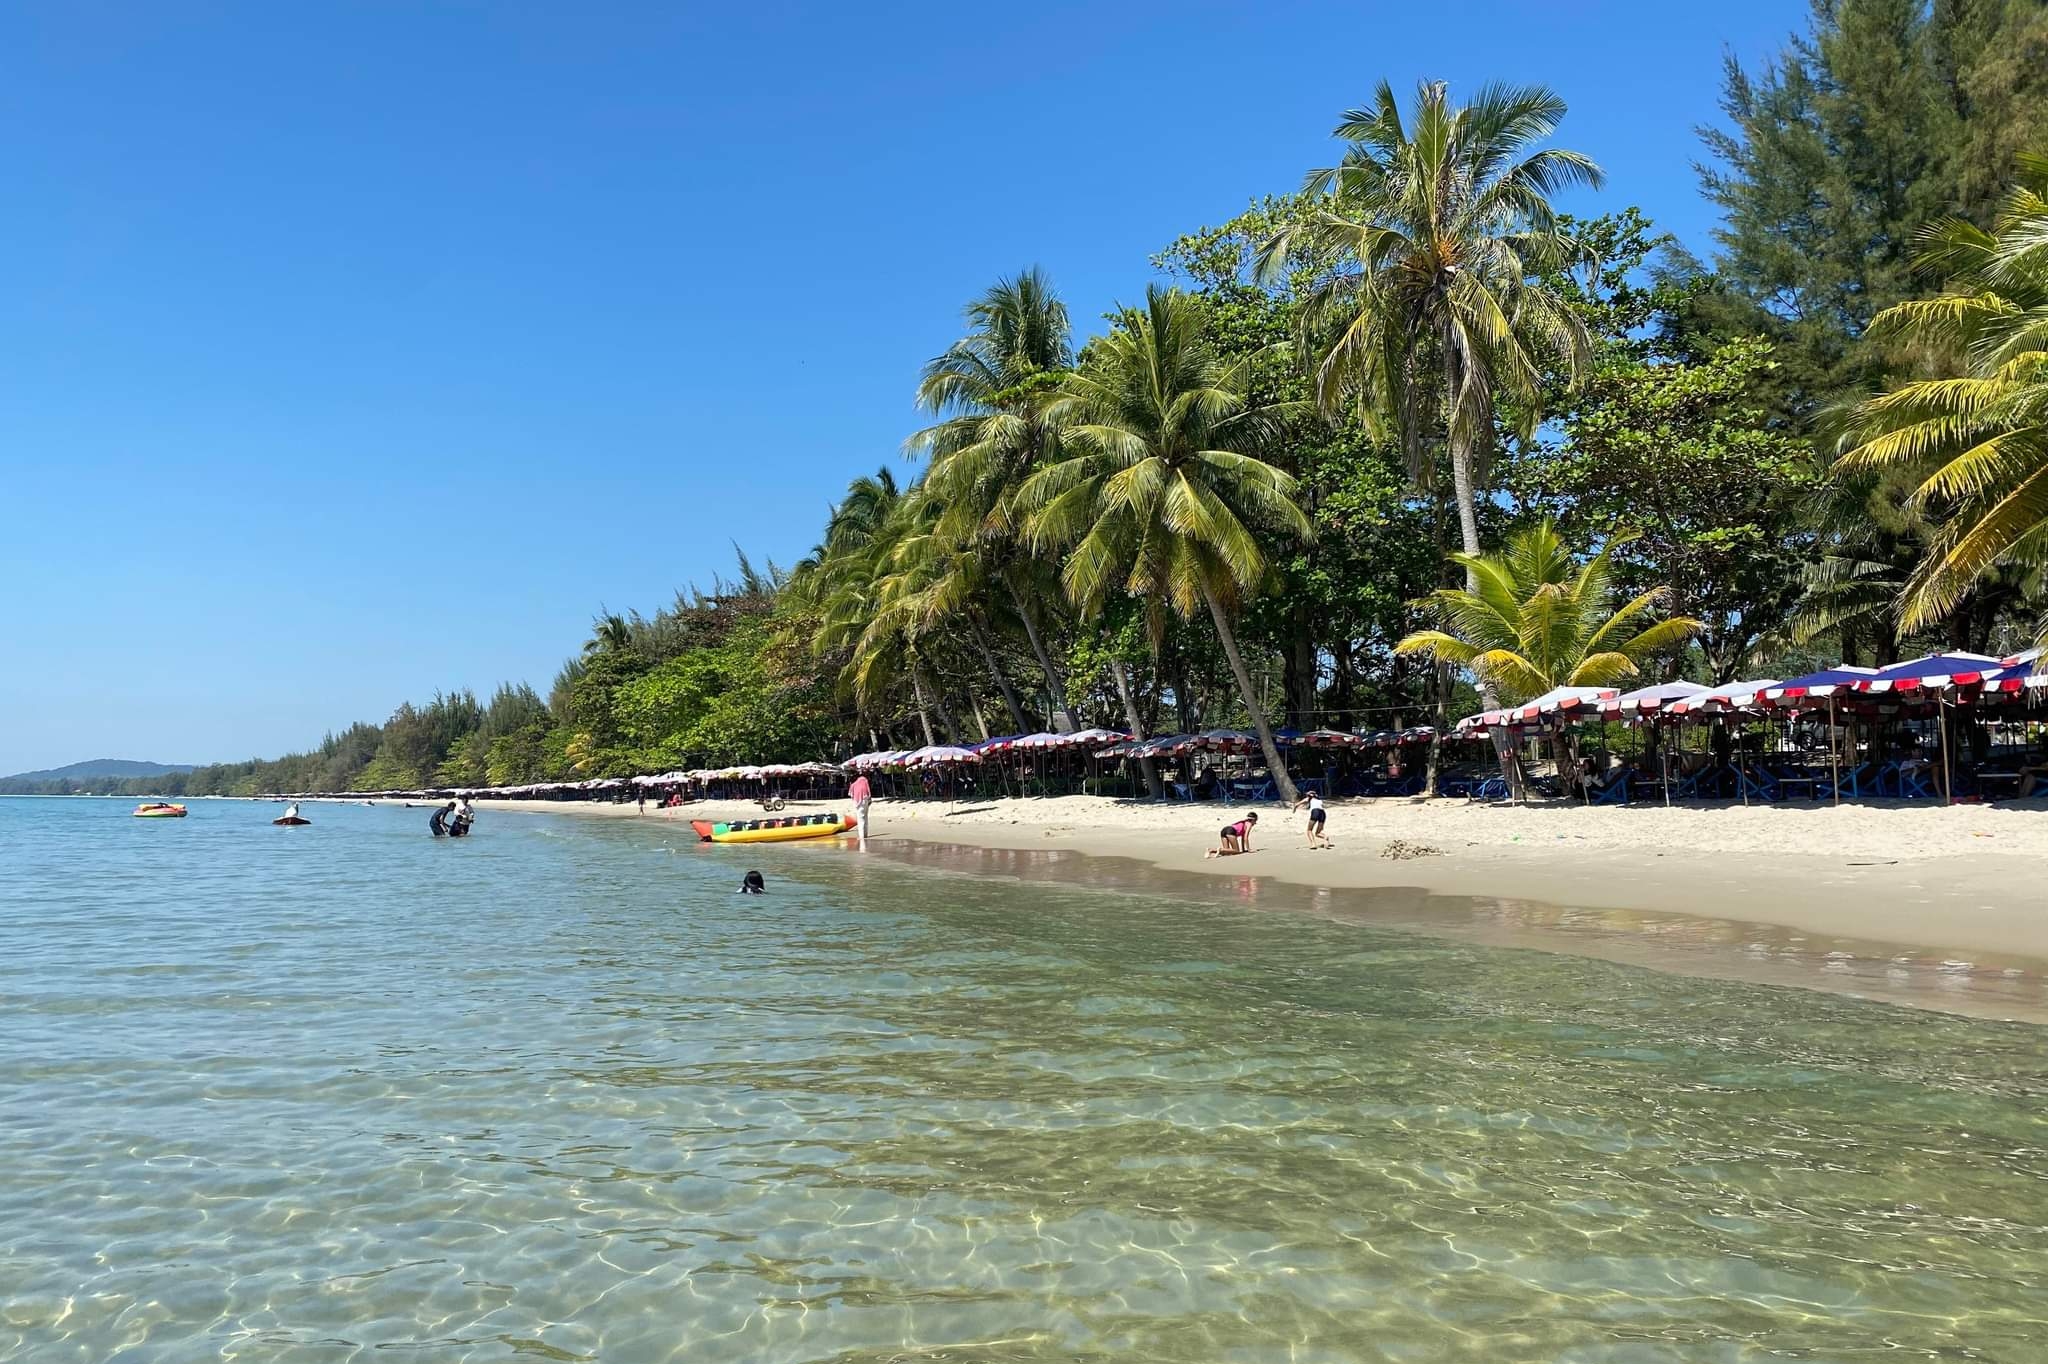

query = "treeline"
[{"left": 92, "top": 3, "right": 2048, "bottom": 800}]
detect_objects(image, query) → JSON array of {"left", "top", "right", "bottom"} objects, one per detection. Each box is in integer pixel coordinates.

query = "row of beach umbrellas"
[{"left": 1457, "top": 651, "right": 2047, "bottom": 733}]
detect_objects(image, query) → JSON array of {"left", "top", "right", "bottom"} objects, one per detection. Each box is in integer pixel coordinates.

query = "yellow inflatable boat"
[
  {"left": 691, "top": 814, "right": 855, "bottom": 844},
  {"left": 133, "top": 802, "right": 188, "bottom": 818}
]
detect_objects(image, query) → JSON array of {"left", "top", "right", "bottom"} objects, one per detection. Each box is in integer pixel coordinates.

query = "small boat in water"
[
  {"left": 691, "top": 814, "right": 855, "bottom": 844},
  {"left": 133, "top": 803, "right": 187, "bottom": 818},
  {"left": 273, "top": 816, "right": 312, "bottom": 826}
]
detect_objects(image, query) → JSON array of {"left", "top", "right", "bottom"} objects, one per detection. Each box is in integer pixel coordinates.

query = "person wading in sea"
[{"left": 847, "top": 772, "right": 873, "bottom": 847}]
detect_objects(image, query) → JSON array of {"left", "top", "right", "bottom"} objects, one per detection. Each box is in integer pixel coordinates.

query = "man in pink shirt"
[{"left": 848, "top": 773, "right": 873, "bottom": 846}]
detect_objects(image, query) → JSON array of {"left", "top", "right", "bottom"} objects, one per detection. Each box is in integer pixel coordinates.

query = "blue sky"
[{"left": 0, "top": 1, "right": 1798, "bottom": 773}]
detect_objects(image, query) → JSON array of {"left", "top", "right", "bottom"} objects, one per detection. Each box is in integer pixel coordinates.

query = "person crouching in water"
[
  {"left": 739, "top": 870, "right": 765, "bottom": 895},
  {"left": 1206, "top": 811, "right": 1258, "bottom": 858},
  {"left": 429, "top": 801, "right": 456, "bottom": 837},
  {"left": 450, "top": 802, "right": 475, "bottom": 838}
]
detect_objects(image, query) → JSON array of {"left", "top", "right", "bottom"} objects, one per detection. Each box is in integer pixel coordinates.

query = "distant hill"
[{"left": 3, "top": 758, "right": 196, "bottom": 784}]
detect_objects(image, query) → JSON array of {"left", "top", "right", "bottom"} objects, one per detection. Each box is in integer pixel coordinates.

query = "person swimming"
[{"left": 739, "top": 870, "right": 765, "bottom": 895}]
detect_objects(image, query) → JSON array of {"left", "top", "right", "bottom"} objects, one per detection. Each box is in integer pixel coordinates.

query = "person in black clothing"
[
  {"left": 739, "top": 870, "right": 765, "bottom": 895},
  {"left": 429, "top": 801, "right": 455, "bottom": 837}
]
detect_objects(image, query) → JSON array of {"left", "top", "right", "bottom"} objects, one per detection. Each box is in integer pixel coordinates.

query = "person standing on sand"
[
  {"left": 848, "top": 772, "right": 873, "bottom": 846},
  {"left": 1292, "top": 791, "right": 1329, "bottom": 848}
]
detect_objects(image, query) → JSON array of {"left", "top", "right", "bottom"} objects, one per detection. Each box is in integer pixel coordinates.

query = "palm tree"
[
  {"left": 1019, "top": 285, "right": 1312, "bottom": 802},
  {"left": 1258, "top": 80, "right": 1603, "bottom": 587},
  {"left": 1394, "top": 521, "right": 1700, "bottom": 703},
  {"left": 1834, "top": 153, "right": 2048, "bottom": 646},
  {"left": 582, "top": 612, "right": 633, "bottom": 659},
  {"left": 909, "top": 269, "right": 1080, "bottom": 731}
]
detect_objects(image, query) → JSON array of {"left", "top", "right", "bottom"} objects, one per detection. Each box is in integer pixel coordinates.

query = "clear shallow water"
[{"left": 4, "top": 798, "right": 2048, "bottom": 1362}]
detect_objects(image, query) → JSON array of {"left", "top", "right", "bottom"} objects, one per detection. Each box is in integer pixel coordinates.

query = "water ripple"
[{"left": 3, "top": 797, "right": 2047, "bottom": 1362}]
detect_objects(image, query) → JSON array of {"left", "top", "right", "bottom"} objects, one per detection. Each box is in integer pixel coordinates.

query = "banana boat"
[{"left": 690, "top": 813, "right": 855, "bottom": 844}]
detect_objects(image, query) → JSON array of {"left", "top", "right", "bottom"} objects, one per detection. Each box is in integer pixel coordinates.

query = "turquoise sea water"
[{"left": 4, "top": 796, "right": 2047, "bottom": 1362}]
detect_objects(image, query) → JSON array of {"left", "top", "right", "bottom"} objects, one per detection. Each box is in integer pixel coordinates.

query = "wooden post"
[
  {"left": 1661, "top": 715, "right": 1673, "bottom": 807},
  {"left": 1736, "top": 718, "right": 1749, "bottom": 807},
  {"left": 1939, "top": 695, "right": 1955, "bottom": 806},
  {"left": 1828, "top": 694, "right": 1841, "bottom": 806}
]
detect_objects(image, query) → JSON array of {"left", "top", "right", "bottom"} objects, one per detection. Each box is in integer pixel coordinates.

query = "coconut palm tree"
[
  {"left": 871, "top": 494, "right": 1034, "bottom": 734},
  {"left": 1394, "top": 521, "right": 1700, "bottom": 703},
  {"left": 1258, "top": 80, "right": 1603, "bottom": 586},
  {"left": 582, "top": 612, "right": 634, "bottom": 659},
  {"left": 1834, "top": 153, "right": 2048, "bottom": 646},
  {"left": 1019, "top": 285, "right": 1312, "bottom": 802},
  {"left": 909, "top": 269, "right": 1080, "bottom": 731}
]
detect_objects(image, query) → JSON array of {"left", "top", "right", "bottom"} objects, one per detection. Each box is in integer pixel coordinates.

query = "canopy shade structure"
[
  {"left": 1298, "top": 729, "right": 1368, "bottom": 748},
  {"left": 1598, "top": 680, "right": 1710, "bottom": 718}
]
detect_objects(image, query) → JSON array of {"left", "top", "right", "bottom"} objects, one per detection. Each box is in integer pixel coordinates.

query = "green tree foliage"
[
  {"left": 1020, "top": 285, "right": 1312, "bottom": 800},
  {"left": 1835, "top": 152, "right": 2048, "bottom": 646},
  {"left": 1395, "top": 522, "right": 1702, "bottom": 703},
  {"left": 1159, "top": 199, "right": 1449, "bottom": 726},
  {"left": 1508, "top": 212, "right": 1821, "bottom": 680},
  {"left": 1698, "top": 0, "right": 2048, "bottom": 409},
  {"left": 1259, "top": 79, "right": 1602, "bottom": 585}
]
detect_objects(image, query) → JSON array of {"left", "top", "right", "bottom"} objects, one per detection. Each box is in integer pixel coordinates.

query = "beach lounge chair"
[
  {"left": 1888, "top": 762, "right": 1937, "bottom": 798},
  {"left": 1588, "top": 770, "right": 1631, "bottom": 804}
]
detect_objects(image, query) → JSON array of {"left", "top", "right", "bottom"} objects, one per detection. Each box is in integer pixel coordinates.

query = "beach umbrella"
[
  {"left": 1496, "top": 685, "right": 1617, "bottom": 727},
  {"left": 904, "top": 745, "right": 982, "bottom": 767},
  {"left": 1978, "top": 651, "right": 2048, "bottom": 701},
  {"left": 1065, "top": 727, "right": 1131, "bottom": 747},
  {"left": 1665, "top": 680, "right": 1781, "bottom": 717},
  {"left": 1300, "top": 728, "right": 1366, "bottom": 748},
  {"left": 1599, "top": 679, "right": 1710, "bottom": 718},
  {"left": 1848, "top": 652, "right": 2006, "bottom": 694},
  {"left": 1759, "top": 666, "right": 1882, "bottom": 708}
]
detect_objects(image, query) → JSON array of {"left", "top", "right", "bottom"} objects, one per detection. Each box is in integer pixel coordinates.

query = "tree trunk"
[
  {"left": 1440, "top": 360, "right": 1521, "bottom": 799},
  {"left": 1010, "top": 592, "right": 1076, "bottom": 733},
  {"left": 1199, "top": 580, "right": 1299, "bottom": 804},
  {"left": 966, "top": 614, "right": 1030, "bottom": 733},
  {"left": 908, "top": 668, "right": 937, "bottom": 747},
  {"left": 1282, "top": 603, "right": 1317, "bottom": 728},
  {"left": 1172, "top": 655, "right": 1199, "bottom": 733},
  {"left": 921, "top": 669, "right": 964, "bottom": 744},
  {"left": 1424, "top": 659, "right": 1451, "bottom": 798},
  {"left": 1108, "top": 657, "right": 1164, "bottom": 799}
]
